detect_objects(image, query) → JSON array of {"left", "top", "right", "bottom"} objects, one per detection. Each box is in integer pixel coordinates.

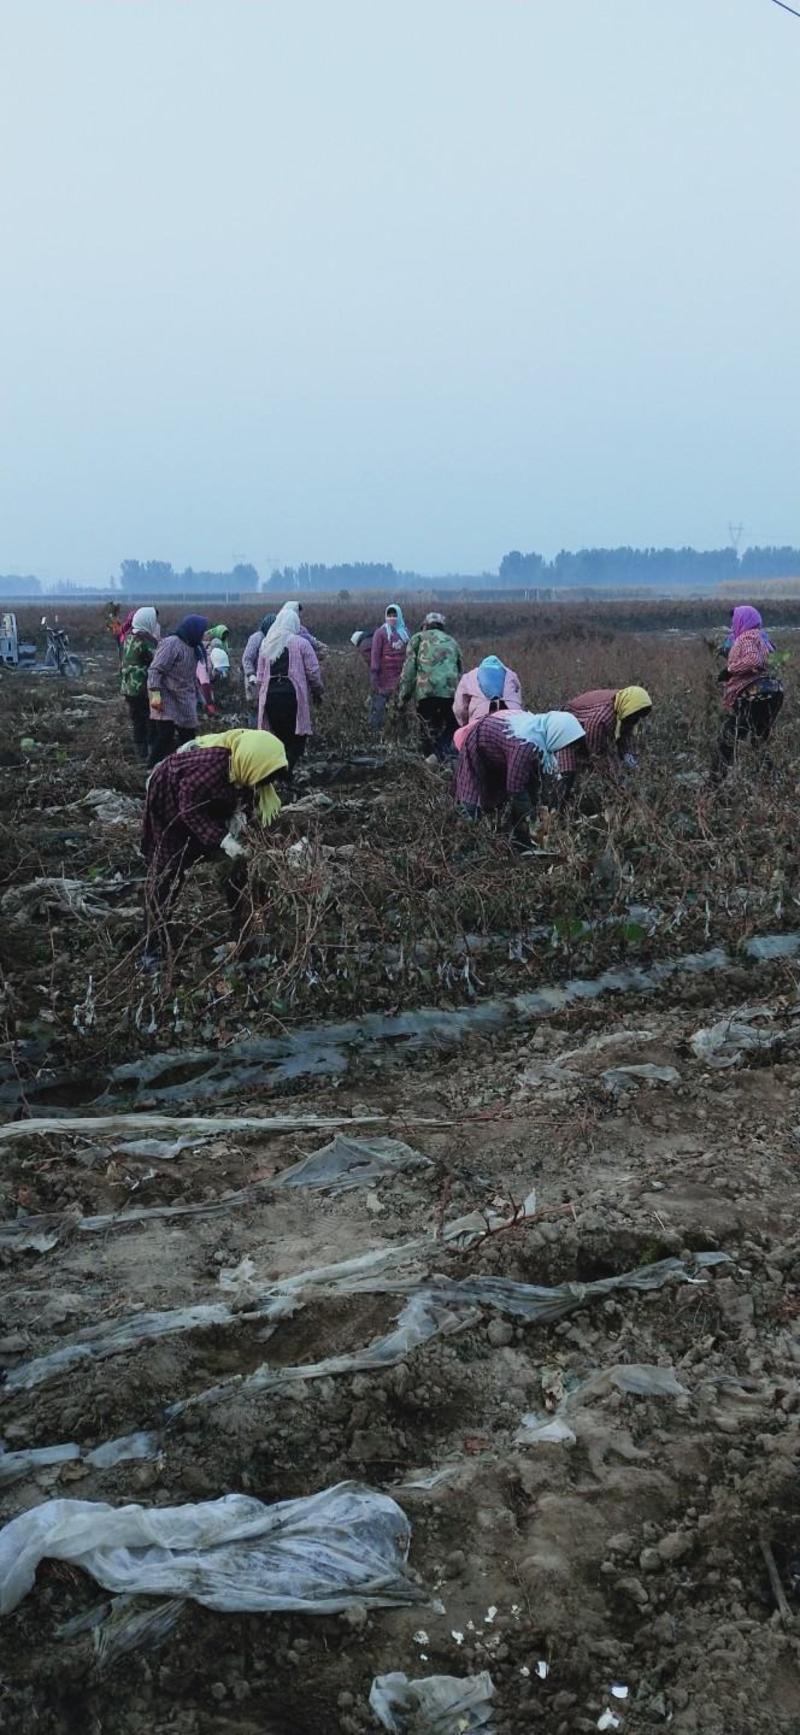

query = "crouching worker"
[
  {"left": 558, "top": 685, "right": 652, "bottom": 799},
  {"left": 141, "top": 728, "right": 288, "bottom": 962},
  {"left": 454, "top": 710, "right": 585, "bottom": 851}
]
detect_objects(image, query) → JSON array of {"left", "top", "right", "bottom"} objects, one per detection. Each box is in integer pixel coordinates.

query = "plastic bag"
[
  {"left": 370, "top": 1670, "right": 495, "bottom": 1733},
  {"left": 0, "top": 1481, "right": 424, "bottom": 1617}
]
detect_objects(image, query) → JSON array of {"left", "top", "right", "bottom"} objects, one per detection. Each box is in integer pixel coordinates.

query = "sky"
[{"left": 0, "top": 0, "right": 797, "bottom": 583}]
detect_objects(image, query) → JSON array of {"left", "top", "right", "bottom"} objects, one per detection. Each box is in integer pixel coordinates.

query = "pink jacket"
[
  {"left": 256, "top": 633, "right": 323, "bottom": 736},
  {"left": 452, "top": 665, "right": 523, "bottom": 727}
]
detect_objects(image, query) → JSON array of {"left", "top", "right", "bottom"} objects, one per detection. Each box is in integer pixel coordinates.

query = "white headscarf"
[
  {"left": 131, "top": 607, "right": 160, "bottom": 640},
  {"left": 260, "top": 603, "right": 301, "bottom": 669},
  {"left": 502, "top": 710, "right": 585, "bottom": 773}
]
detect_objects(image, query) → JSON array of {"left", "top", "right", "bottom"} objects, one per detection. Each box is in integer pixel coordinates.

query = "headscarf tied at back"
[
  {"left": 193, "top": 728, "right": 288, "bottom": 827},
  {"left": 731, "top": 605, "right": 774, "bottom": 651},
  {"left": 175, "top": 616, "right": 209, "bottom": 658},
  {"left": 613, "top": 685, "right": 652, "bottom": 738},
  {"left": 503, "top": 710, "right": 586, "bottom": 774},
  {"left": 131, "top": 607, "right": 160, "bottom": 640},
  {"left": 384, "top": 602, "right": 409, "bottom": 643},
  {"left": 477, "top": 655, "right": 507, "bottom": 700},
  {"left": 261, "top": 603, "right": 300, "bottom": 667}
]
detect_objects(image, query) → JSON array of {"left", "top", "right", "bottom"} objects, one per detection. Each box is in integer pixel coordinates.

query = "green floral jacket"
[{"left": 120, "top": 632, "right": 156, "bottom": 699}]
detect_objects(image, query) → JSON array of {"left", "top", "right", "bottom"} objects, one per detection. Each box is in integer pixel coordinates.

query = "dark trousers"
[
  {"left": 458, "top": 784, "right": 538, "bottom": 852},
  {"left": 714, "top": 690, "right": 783, "bottom": 777},
  {"left": 148, "top": 721, "right": 196, "bottom": 770},
  {"left": 126, "top": 692, "right": 151, "bottom": 762},
  {"left": 267, "top": 678, "right": 306, "bottom": 773},
  {"left": 417, "top": 696, "right": 456, "bottom": 760},
  {"left": 145, "top": 851, "right": 250, "bottom": 958}
]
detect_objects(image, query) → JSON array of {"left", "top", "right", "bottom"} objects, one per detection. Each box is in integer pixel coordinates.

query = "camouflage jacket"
[{"left": 398, "top": 628, "right": 462, "bottom": 704}]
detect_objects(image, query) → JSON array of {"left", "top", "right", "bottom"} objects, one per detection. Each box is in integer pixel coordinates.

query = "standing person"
[
  {"left": 369, "top": 603, "right": 409, "bottom": 729},
  {"left": 120, "top": 606, "right": 160, "bottom": 762},
  {"left": 256, "top": 602, "right": 323, "bottom": 776},
  {"left": 397, "top": 611, "right": 462, "bottom": 761},
  {"left": 453, "top": 655, "right": 523, "bottom": 728},
  {"left": 205, "top": 625, "right": 231, "bottom": 706},
  {"left": 284, "top": 599, "right": 327, "bottom": 655},
  {"left": 141, "top": 728, "right": 288, "bottom": 959},
  {"left": 454, "top": 710, "right": 586, "bottom": 850},
  {"left": 147, "top": 615, "right": 209, "bottom": 767},
  {"left": 713, "top": 609, "right": 783, "bottom": 778},
  {"left": 557, "top": 685, "right": 652, "bottom": 796},
  {"left": 243, "top": 613, "right": 276, "bottom": 717}
]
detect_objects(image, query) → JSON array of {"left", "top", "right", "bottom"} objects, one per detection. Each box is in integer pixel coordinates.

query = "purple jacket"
[
  {"left": 370, "top": 628, "right": 408, "bottom": 695},
  {"left": 242, "top": 630, "right": 263, "bottom": 689},
  {"left": 256, "top": 633, "right": 323, "bottom": 736},
  {"left": 147, "top": 634, "right": 200, "bottom": 729}
]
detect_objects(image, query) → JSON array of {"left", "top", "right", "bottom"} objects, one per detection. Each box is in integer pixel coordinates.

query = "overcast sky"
[{"left": 0, "top": 0, "right": 797, "bottom": 581}]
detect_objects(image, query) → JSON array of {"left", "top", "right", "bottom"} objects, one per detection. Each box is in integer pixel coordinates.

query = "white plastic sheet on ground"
[
  {"left": 167, "top": 1293, "right": 473, "bottom": 1419},
  {"left": 0, "top": 1433, "right": 161, "bottom": 1489},
  {"left": 690, "top": 1005, "right": 800, "bottom": 1069},
  {"left": 370, "top": 1670, "right": 495, "bottom": 1733},
  {"left": 271, "top": 1133, "right": 433, "bottom": 1194},
  {"left": 0, "top": 1481, "right": 424, "bottom": 1617},
  {"left": 515, "top": 1362, "right": 689, "bottom": 1448}
]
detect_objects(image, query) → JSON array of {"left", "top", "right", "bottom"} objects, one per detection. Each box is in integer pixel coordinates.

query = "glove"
[
  {"left": 221, "top": 834, "right": 248, "bottom": 860},
  {"left": 149, "top": 690, "right": 162, "bottom": 712}
]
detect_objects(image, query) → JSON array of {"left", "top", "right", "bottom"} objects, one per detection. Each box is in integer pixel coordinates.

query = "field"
[{"left": 2, "top": 599, "right": 800, "bottom": 1735}]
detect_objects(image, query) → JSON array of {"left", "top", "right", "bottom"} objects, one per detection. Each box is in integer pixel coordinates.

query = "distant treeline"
[
  {"left": 499, "top": 546, "right": 800, "bottom": 587},
  {"left": 2, "top": 543, "right": 800, "bottom": 600}
]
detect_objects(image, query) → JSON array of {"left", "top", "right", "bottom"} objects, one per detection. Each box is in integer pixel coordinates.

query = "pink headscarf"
[{"left": 731, "top": 605, "right": 774, "bottom": 651}]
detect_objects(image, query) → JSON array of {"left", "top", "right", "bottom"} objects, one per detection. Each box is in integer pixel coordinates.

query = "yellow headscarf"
[
  {"left": 613, "top": 686, "right": 652, "bottom": 739},
  {"left": 194, "top": 729, "right": 288, "bottom": 826}
]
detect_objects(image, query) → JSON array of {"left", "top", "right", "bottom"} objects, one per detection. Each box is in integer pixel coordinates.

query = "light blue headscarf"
[
  {"left": 503, "top": 710, "right": 586, "bottom": 773},
  {"left": 477, "top": 656, "right": 507, "bottom": 700},
  {"left": 384, "top": 602, "right": 409, "bottom": 643}
]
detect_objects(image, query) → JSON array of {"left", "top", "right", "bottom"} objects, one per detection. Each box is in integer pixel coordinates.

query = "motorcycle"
[{"left": 0, "top": 613, "right": 83, "bottom": 678}]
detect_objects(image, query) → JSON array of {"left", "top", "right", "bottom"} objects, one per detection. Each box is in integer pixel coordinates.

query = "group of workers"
[{"left": 117, "top": 596, "right": 783, "bottom": 956}]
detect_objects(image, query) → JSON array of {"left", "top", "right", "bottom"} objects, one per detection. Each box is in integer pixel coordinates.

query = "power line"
[{"left": 772, "top": 0, "right": 800, "bottom": 19}]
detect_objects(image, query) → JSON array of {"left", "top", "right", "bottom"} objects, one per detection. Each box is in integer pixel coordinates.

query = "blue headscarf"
[
  {"left": 503, "top": 710, "right": 586, "bottom": 773},
  {"left": 175, "top": 615, "right": 209, "bottom": 659},
  {"left": 260, "top": 612, "right": 277, "bottom": 636},
  {"left": 477, "top": 656, "right": 507, "bottom": 700},
  {"left": 384, "top": 602, "right": 409, "bottom": 643}
]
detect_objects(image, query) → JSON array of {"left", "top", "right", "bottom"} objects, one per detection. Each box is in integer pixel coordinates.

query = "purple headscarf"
[{"left": 731, "top": 606, "right": 774, "bottom": 652}]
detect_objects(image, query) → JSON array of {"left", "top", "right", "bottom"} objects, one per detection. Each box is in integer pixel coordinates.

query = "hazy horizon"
[{"left": 0, "top": 0, "right": 797, "bottom": 583}]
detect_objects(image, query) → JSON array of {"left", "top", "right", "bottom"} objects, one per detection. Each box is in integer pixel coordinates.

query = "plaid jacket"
[
  {"left": 455, "top": 714, "right": 540, "bottom": 810},
  {"left": 558, "top": 689, "right": 616, "bottom": 772},
  {"left": 142, "top": 747, "right": 245, "bottom": 879}
]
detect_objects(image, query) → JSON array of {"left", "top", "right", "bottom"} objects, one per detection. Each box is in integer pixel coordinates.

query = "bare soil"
[{"left": 1, "top": 609, "right": 800, "bottom": 1734}]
